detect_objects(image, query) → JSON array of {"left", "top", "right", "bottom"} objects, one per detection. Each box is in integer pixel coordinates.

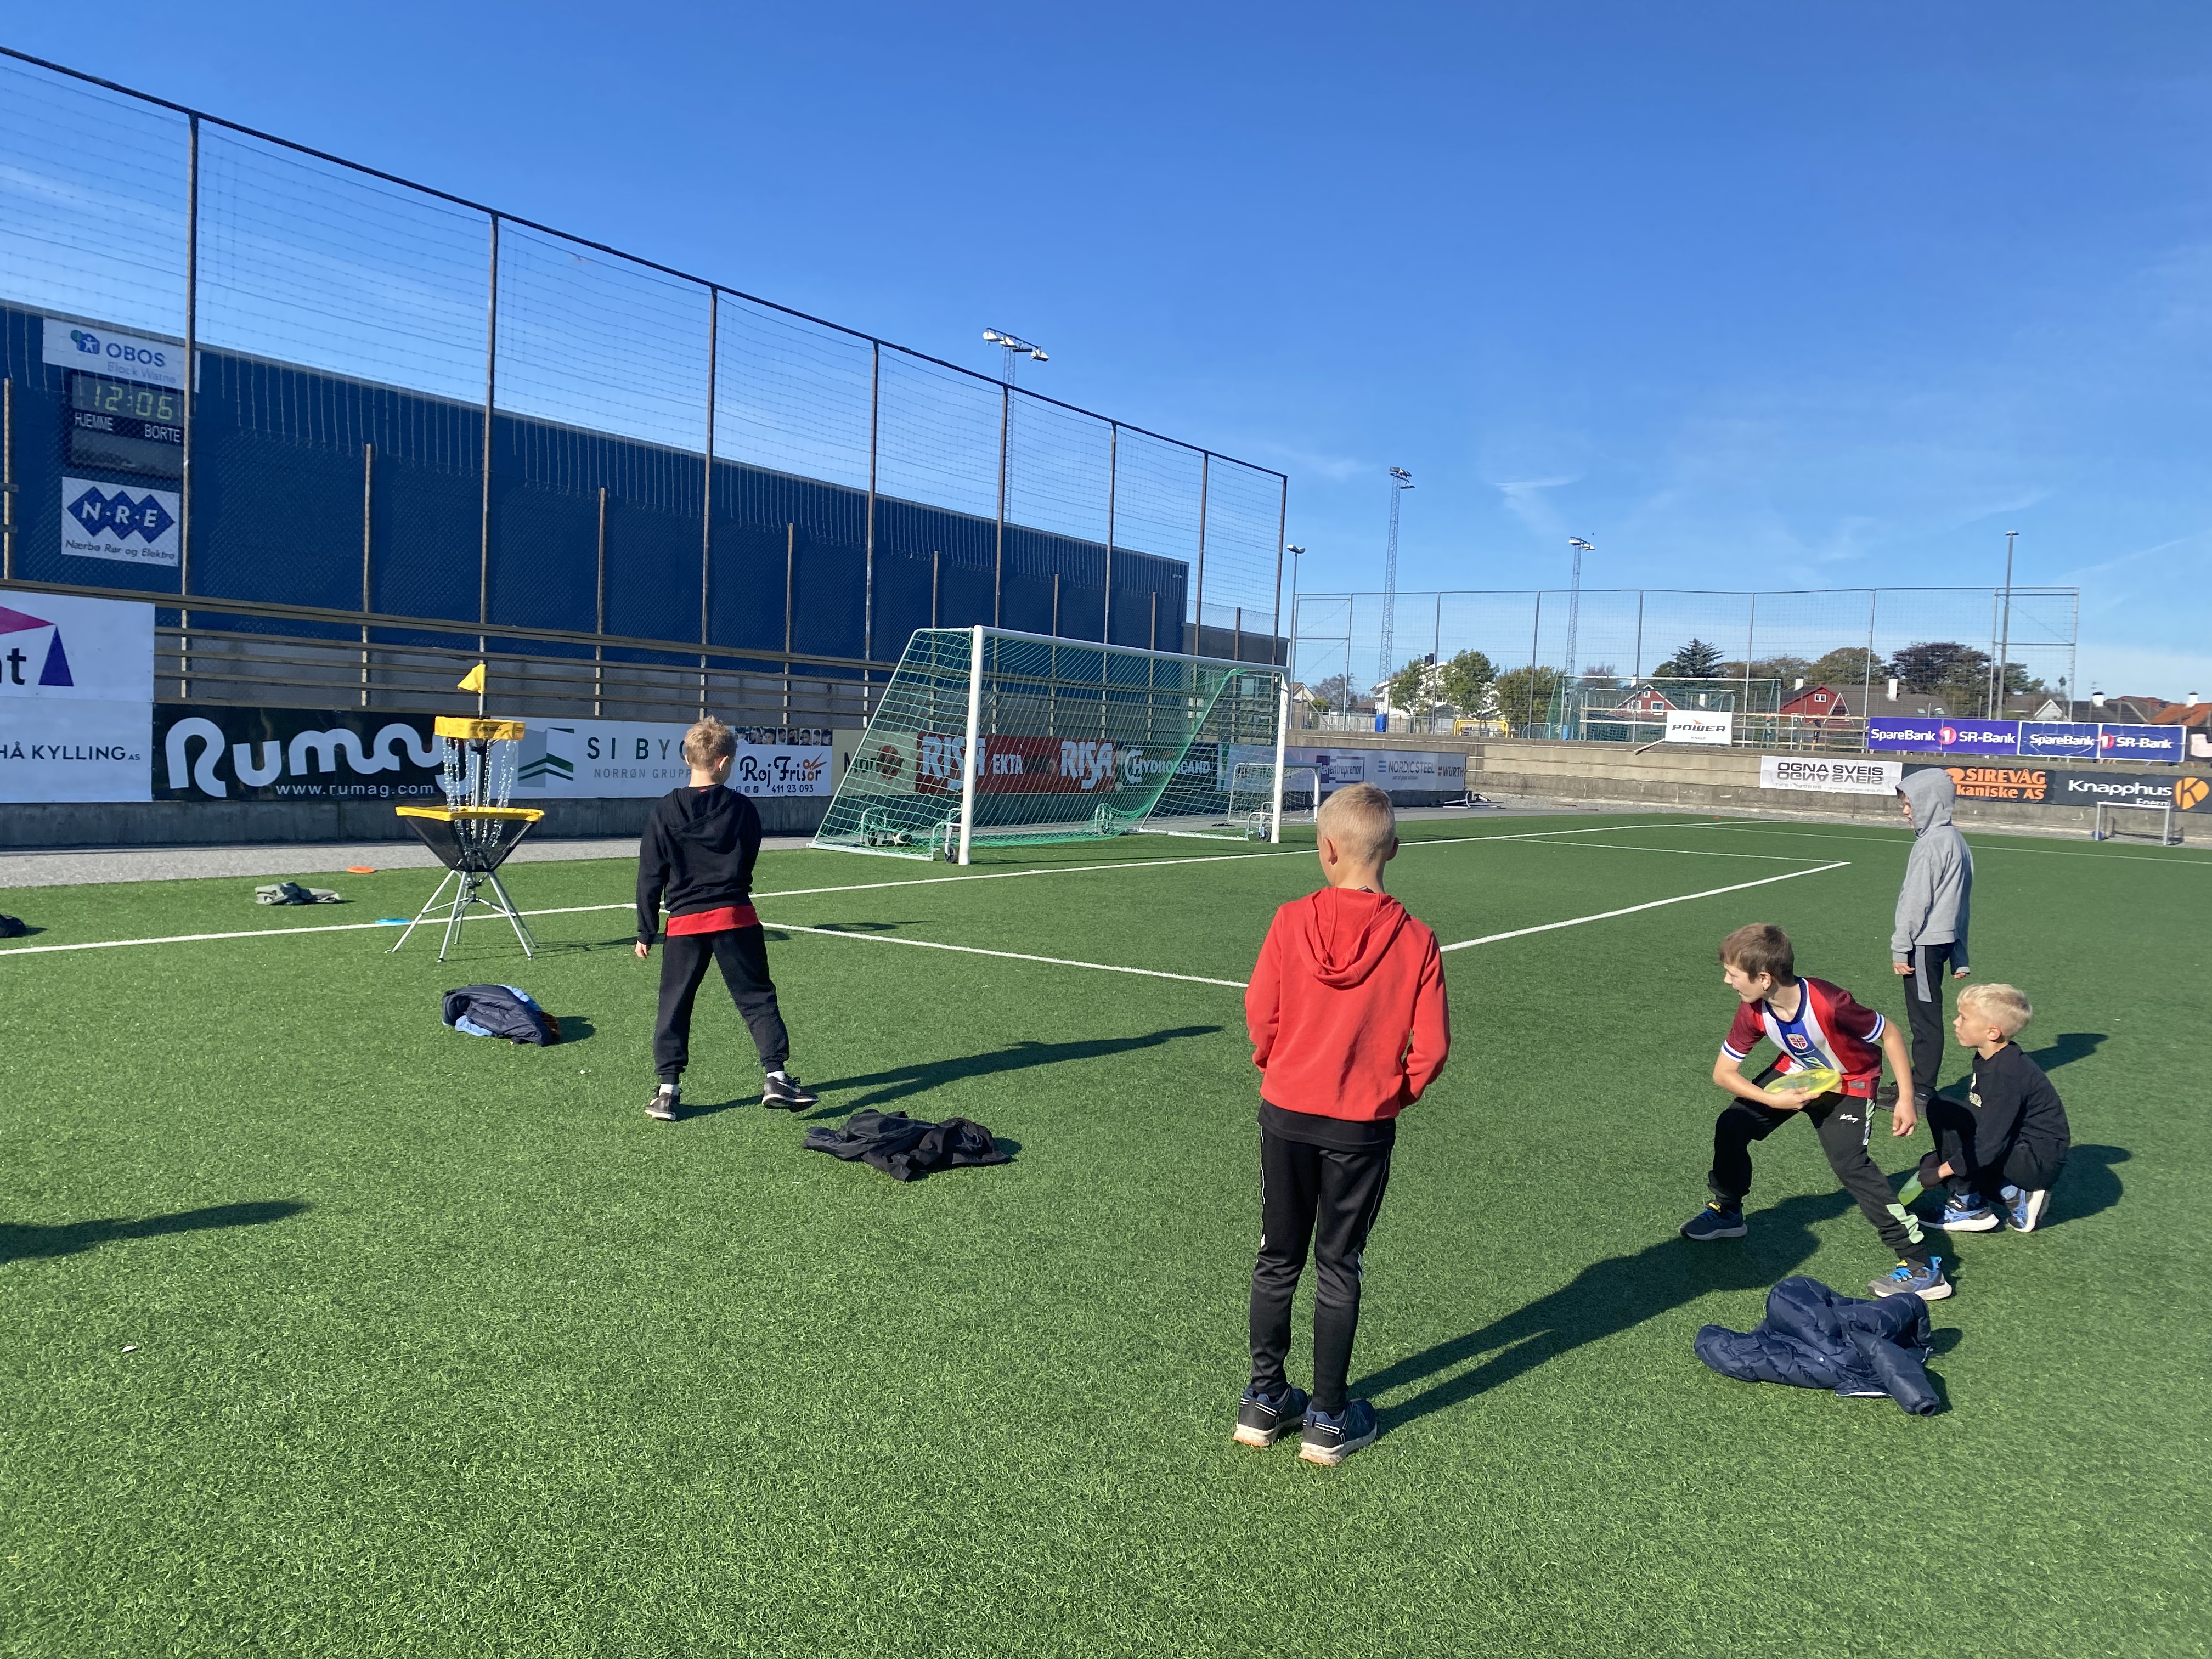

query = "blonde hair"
[
  {"left": 682, "top": 717, "right": 737, "bottom": 769},
  {"left": 1316, "top": 782, "right": 1396, "bottom": 863},
  {"left": 1957, "top": 981, "right": 2033, "bottom": 1037}
]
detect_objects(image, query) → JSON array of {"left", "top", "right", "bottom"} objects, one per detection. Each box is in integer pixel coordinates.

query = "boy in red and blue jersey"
[{"left": 1681, "top": 923, "right": 1950, "bottom": 1301}]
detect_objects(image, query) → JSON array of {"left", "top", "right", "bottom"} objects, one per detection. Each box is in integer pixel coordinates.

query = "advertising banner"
[
  {"left": 156, "top": 706, "right": 443, "bottom": 802},
  {"left": 43, "top": 315, "right": 185, "bottom": 388},
  {"left": 1759, "top": 755, "right": 1903, "bottom": 797},
  {"left": 2096, "top": 724, "right": 2184, "bottom": 764},
  {"left": 1280, "top": 747, "right": 1465, "bottom": 794},
  {"left": 515, "top": 722, "right": 833, "bottom": 799},
  {"left": 61, "top": 478, "right": 182, "bottom": 568},
  {"left": 912, "top": 732, "right": 1121, "bottom": 797},
  {"left": 2018, "top": 721, "right": 2099, "bottom": 760},
  {"left": 1867, "top": 717, "right": 2019, "bottom": 753},
  {"left": 1664, "top": 708, "right": 1734, "bottom": 746},
  {"left": 0, "top": 592, "right": 154, "bottom": 802},
  {"left": 1903, "top": 761, "right": 2211, "bottom": 813}
]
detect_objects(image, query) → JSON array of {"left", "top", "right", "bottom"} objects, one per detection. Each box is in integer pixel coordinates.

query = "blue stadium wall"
[{"left": 1, "top": 304, "right": 1192, "bottom": 674}]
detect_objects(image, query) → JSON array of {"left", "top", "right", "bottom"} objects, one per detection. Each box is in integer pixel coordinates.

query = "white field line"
[
  {"left": 0, "top": 817, "right": 1761, "bottom": 961},
  {"left": 1438, "top": 861, "right": 1852, "bottom": 953},
  {"left": 759, "top": 922, "right": 1250, "bottom": 988},
  {"left": 1690, "top": 823, "right": 2212, "bottom": 865}
]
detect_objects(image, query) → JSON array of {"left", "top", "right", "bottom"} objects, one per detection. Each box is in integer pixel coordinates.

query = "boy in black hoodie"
[{"left": 635, "top": 718, "right": 816, "bottom": 1120}]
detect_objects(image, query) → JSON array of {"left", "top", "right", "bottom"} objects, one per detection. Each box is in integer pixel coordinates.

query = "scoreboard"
[{"left": 67, "top": 369, "right": 183, "bottom": 479}]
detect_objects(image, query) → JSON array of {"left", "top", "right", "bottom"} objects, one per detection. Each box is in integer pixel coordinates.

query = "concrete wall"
[
  {"left": 1464, "top": 738, "right": 2207, "bottom": 836},
  {"left": 0, "top": 793, "right": 831, "bottom": 850}
]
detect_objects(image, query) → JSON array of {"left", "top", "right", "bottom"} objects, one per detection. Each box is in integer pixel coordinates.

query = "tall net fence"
[
  {"left": 0, "top": 48, "right": 1287, "bottom": 730},
  {"left": 1294, "top": 586, "right": 2080, "bottom": 746},
  {"left": 815, "top": 627, "right": 1284, "bottom": 859}
]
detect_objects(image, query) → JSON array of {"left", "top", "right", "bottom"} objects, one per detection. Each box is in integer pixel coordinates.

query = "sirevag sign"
[{"left": 155, "top": 706, "right": 443, "bottom": 800}]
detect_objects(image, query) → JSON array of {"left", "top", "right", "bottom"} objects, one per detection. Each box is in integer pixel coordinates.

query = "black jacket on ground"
[
  {"left": 1953, "top": 1041, "right": 2071, "bottom": 1176},
  {"left": 1695, "top": 1276, "right": 1940, "bottom": 1415},
  {"left": 636, "top": 785, "right": 764, "bottom": 943},
  {"left": 803, "top": 1110, "right": 1010, "bottom": 1181},
  {"left": 442, "top": 984, "right": 561, "bottom": 1046}
]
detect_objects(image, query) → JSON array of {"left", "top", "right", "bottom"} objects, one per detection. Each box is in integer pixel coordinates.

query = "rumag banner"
[{"left": 1903, "top": 761, "right": 2211, "bottom": 813}]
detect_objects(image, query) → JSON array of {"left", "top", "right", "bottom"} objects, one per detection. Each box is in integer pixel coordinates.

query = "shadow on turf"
[
  {"left": 2026, "top": 1032, "right": 2106, "bottom": 1073},
  {"left": 1356, "top": 1189, "right": 1860, "bottom": 1431},
  {"left": 0, "top": 1200, "right": 308, "bottom": 1265},
  {"left": 796, "top": 1025, "right": 1224, "bottom": 1113}
]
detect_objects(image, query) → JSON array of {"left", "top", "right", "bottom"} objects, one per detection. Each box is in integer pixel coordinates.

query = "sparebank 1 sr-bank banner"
[{"left": 0, "top": 592, "right": 153, "bottom": 802}]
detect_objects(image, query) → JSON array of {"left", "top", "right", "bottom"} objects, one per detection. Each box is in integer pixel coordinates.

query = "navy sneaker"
[
  {"left": 2004, "top": 1185, "right": 2052, "bottom": 1233},
  {"left": 1680, "top": 1200, "right": 1747, "bottom": 1241},
  {"left": 1870, "top": 1256, "right": 1952, "bottom": 1301},
  {"left": 1232, "top": 1383, "right": 1310, "bottom": 1448},
  {"left": 1937, "top": 1190, "right": 2000, "bottom": 1232},
  {"left": 1299, "top": 1398, "right": 1380, "bottom": 1466}
]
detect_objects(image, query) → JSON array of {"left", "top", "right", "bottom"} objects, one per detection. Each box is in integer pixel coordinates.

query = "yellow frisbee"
[{"left": 1770, "top": 1065, "right": 1842, "bottom": 1097}]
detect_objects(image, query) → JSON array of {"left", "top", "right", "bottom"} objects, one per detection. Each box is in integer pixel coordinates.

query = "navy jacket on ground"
[
  {"left": 1695, "top": 1276, "right": 1940, "bottom": 1415},
  {"left": 442, "top": 985, "right": 560, "bottom": 1046}
]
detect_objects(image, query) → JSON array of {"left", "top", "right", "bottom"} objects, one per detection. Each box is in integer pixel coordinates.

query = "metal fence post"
[
  {"left": 3, "top": 377, "right": 14, "bottom": 579},
  {"left": 994, "top": 382, "right": 1008, "bottom": 627},
  {"left": 478, "top": 211, "right": 500, "bottom": 652},
  {"left": 1102, "top": 422, "right": 1118, "bottom": 647},
  {"left": 864, "top": 340, "right": 878, "bottom": 701},
  {"left": 179, "top": 111, "right": 199, "bottom": 698},
  {"left": 595, "top": 485, "right": 607, "bottom": 718},
  {"left": 783, "top": 521, "right": 795, "bottom": 719},
  {"left": 1862, "top": 589, "right": 1878, "bottom": 749},
  {"left": 1742, "top": 592, "right": 1757, "bottom": 731},
  {"left": 701, "top": 287, "right": 716, "bottom": 719},
  {"left": 360, "top": 442, "right": 373, "bottom": 707},
  {"left": 1633, "top": 590, "right": 1645, "bottom": 680},
  {"left": 1194, "top": 452, "right": 1210, "bottom": 653},
  {"left": 1271, "top": 476, "right": 1288, "bottom": 667}
]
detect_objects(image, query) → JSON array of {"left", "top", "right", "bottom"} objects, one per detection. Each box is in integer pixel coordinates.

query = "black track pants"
[
  {"left": 1925, "top": 1093, "right": 2069, "bottom": 1203},
  {"left": 1900, "top": 942, "right": 1960, "bottom": 1098},
  {"left": 1249, "top": 1130, "right": 1393, "bottom": 1415},
  {"left": 1708, "top": 1093, "right": 1927, "bottom": 1262},
  {"left": 653, "top": 926, "right": 790, "bottom": 1083}
]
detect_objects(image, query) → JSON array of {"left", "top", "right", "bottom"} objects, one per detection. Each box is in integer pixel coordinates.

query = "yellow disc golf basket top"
[{"left": 388, "top": 702, "right": 544, "bottom": 960}]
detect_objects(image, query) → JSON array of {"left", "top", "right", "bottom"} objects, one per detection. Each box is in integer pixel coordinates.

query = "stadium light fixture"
[
  {"left": 1565, "top": 539, "right": 1594, "bottom": 685},
  {"left": 985, "top": 329, "right": 1048, "bottom": 384}
]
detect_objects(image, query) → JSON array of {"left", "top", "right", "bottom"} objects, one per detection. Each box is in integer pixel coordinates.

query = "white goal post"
[{"left": 2091, "top": 800, "right": 2183, "bottom": 846}]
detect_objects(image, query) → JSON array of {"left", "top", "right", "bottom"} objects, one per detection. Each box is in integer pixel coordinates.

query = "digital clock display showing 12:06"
[{"left": 71, "top": 371, "right": 181, "bottom": 424}]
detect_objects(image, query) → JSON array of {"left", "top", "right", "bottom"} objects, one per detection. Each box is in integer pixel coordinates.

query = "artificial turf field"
[{"left": 2, "top": 810, "right": 2206, "bottom": 1658}]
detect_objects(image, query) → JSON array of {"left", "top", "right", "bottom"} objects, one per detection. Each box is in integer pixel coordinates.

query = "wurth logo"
[{"left": 0, "top": 606, "right": 75, "bottom": 689}]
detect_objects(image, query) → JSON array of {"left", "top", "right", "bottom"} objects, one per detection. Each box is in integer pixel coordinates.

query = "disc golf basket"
[{"left": 388, "top": 716, "right": 544, "bottom": 960}]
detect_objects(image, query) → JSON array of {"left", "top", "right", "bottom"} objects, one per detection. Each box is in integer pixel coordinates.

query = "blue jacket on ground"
[
  {"left": 1695, "top": 1276, "right": 1940, "bottom": 1415},
  {"left": 442, "top": 984, "right": 560, "bottom": 1046}
]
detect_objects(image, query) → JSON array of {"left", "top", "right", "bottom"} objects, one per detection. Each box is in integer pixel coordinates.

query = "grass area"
[{"left": 2, "top": 812, "right": 2207, "bottom": 1657}]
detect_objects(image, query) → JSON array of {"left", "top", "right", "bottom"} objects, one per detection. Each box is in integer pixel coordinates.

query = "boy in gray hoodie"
[{"left": 1889, "top": 769, "right": 1973, "bottom": 1104}]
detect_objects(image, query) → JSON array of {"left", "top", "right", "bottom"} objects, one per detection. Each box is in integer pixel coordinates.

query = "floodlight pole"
[
  {"left": 958, "top": 623, "right": 984, "bottom": 866},
  {"left": 1992, "top": 529, "right": 2017, "bottom": 719},
  {"left": 1271, "top": 676, "right": 1289, "bottom": 844}
]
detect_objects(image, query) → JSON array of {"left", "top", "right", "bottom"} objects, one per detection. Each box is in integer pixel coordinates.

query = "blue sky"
[{"left": 10, "top": 1, "right": 2209, "bottom": 695}]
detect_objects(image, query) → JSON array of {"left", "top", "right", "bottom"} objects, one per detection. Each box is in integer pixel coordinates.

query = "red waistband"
[{"left": 665, "top": 904, "right": 759, "bottom": 936}]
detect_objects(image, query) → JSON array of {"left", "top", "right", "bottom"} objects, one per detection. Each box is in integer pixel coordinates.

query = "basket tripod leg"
[
  {"left": 483, "top": 868, "right": 538, "bottom": 957},
  {"left": 387, "top": 866, "right": 461, "bottom": 953},
  {"left": 439, "top": 870, "right": 481, "bottom": 961}
]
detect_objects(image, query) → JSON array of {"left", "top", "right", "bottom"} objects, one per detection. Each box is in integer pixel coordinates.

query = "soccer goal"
[
  {"left": 814, "top": 626, "right": 1288, "bottom": 862},
  {"left": 2091, "top": 800, "right": 2183, "bottom": 846}
]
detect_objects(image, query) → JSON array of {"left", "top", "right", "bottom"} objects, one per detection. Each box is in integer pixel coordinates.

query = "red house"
[
  {"left": 1779, "top": 685, "right": 1853, "bottom": 720},
  {"left": 1611, "top": 685, "right": 1678, "bottom": 716}
]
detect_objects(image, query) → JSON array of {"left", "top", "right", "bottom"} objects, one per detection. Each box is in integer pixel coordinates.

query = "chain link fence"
[
  {"left": 1293, "top": 586, "right": 2080, "bottom": 748},
  {"left": 0, "top": 48, "right": 1288, "bottom": 726}
]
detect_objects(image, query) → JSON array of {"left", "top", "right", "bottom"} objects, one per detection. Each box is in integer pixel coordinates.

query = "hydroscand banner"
[
  {"left": 61, "top": 477, "right": 181, "bottom": 567},
  {"left": 1759, "top": 755, "right": 1903, "bottom": 796},
  {"left": 0, "top": 592, "right": 154, "bottom": 802},
  {"left": 516, "top": 721, "right": 833, "bottom": 798},
  {"left": 1664, "top": 708, "right": 1734, "bottom": 746},
  {"left": 156, "top": 706, "right": 443, "bottom": 801},
  {"left": 1901, "top": 761, "right": 2211, "bottom": 813}
]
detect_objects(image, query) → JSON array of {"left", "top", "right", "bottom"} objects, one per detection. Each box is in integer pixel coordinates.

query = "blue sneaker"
[
  {"left": 2004, "top": 1185, "right": 2052, "bottom": 1233},
  {"left": 1869, "top": 1255, "right": 1952, "bottom": 1301},
  {"left": 1680, "top": 1200, "right": 1748, "bottom": 1241},
  {"left": 1299, "top": 1398, "right": 1380, "bottom": 1465},
  {"left": 1233, "top": 1383, "right": 1310, "bottom": 1448},
  {"left": 1937, "top": 1190, "right": 2000, "bottom": 1231}
]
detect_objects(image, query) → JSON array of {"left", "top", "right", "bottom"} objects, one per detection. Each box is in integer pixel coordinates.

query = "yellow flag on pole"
[{"left": 456, "top": 662, "right": 487, "bottom": 693}]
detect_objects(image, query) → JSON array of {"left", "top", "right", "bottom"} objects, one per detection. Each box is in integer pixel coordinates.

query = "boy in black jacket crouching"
[
  {"left": 635, "top": 718, "right": 816, "bottom": 1120},
  {"left": 1922, "top": 981, "right": 2070, "bottom": 1234}
]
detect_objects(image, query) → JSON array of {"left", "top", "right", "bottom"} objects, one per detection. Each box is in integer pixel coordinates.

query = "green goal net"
[{"left": 815, "top": 627, "right": 1286, "bottom": 861}]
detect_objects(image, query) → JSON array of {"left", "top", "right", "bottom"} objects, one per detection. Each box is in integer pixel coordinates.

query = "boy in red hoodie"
[{"left": 1236, "top": 782, "right": 1450, "bottom": 1465}]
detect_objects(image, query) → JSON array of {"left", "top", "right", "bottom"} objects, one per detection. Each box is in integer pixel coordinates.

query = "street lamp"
[
  {"left": 1566, "top": 538, "right": 1594, "bottom": 686},
  {"left": 983, "top": 329, "right": 1048, "bottom": 386}
]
